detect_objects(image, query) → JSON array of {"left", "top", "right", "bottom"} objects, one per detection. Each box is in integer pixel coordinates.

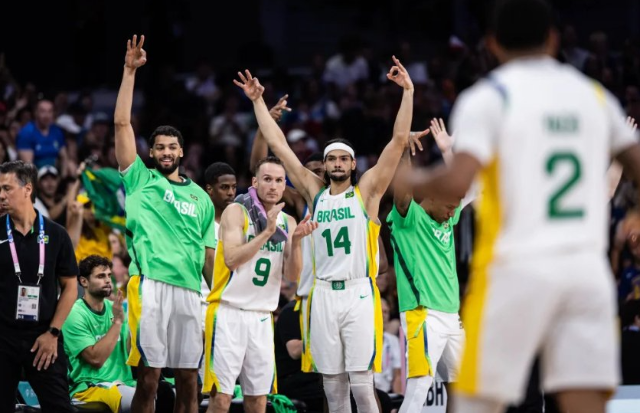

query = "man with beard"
[
  {"left": 114, "top": 35, "right": 217, "bottom": 412},
  {"left": 234, "top": 55, "right": 415, "bottom": 413},
  {"left": 62, "top": 255, "right": 136, "bottom": 412}
]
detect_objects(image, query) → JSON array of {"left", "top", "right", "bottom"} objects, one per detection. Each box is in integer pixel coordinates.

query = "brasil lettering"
[
  {"left": 315, "top": 207, "right": 356, "bottom": 223},
  {"left": 163, "top": 189, "right": 198, "bottom": 217},
  {"left": 248, "top": 235, "right": 284, "bottom": 252}
]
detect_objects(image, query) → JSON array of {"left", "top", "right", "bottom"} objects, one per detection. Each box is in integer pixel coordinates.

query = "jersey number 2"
[
  {"left": 321, "top": 226, "right": 352, "bottom": 256},
  {"left": 253, "top": 258, "right": 271, "bottom": 287},
  {"left": 546, "top": 152, "right": 584, "bottom": 219}
]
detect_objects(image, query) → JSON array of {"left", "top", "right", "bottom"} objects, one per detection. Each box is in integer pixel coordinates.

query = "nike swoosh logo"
[
  {"left": 260, "top": 317, "right": 269, "bottom": 322},
  {"left": 0, "top": 239, "right": 8, "bottom": 244},
  {"left": 359, "top": 294, "right": 369, "bottom": 299}
]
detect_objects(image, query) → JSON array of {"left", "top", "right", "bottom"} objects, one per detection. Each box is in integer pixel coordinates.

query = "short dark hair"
[
  {"left": 303, "top": 152, "right": 323, "bottom": 166},
  {"left": 0, "top": 160, "right": 38, "bottom": 202},
  {"left": 148, "top": 125, "right": 184, "bottom": 148},
  {"left": 490, "top": 0, "right": 554, "bottom": 51},
  {"left": 323, "top": 139, "right": 357, "bottom": 185},
  {"left": 204, "top": 162, "right": 236, "bottom": 186},
  {"left": 78, "top": 255, "right": 112, "bottom": 282},
  {"left": 253, "top": 156, "right": 285, "bottom": 177}
]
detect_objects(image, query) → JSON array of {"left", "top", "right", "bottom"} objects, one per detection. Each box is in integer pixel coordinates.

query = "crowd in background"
[{"left": 1, "top": 22, "right": 640, "bottom": 401}]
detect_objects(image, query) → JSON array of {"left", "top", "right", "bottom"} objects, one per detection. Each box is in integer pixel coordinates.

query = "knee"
[
  {"left": 137, "top": 373, "right": 160, "bottom": 395},
  {"left": 349, "top": 371, "right": 374, "bottom": 389},
  {"left": 213, "top": 393, "right": 232, "bottom": 408}
]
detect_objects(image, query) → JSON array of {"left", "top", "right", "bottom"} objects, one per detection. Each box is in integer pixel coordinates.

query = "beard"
[
  {"left": 326, "top": 170, "right": 349, "bottom": 183},
  {"left": 90, "top": 287, "right": 112, "bottom": 298},
  {"left": 152, "top": 156, "right": 180, "bottom": 175}
]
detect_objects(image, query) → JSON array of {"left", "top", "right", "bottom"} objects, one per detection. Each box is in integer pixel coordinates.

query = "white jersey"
[
  {"left": 207, "top": 205, "right": 289, "bottom": 311},
  {"left": 452, "top": 57, "right": 636, "bottom": 263},
  {"left": 311, "top": 185, "right": 380, "bottom": 281},
  {"left": 296, "top": 206, "right": 314, "bottom": 297}
]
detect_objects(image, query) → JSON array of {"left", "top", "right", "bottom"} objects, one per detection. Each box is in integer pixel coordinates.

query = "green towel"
[{"left": 267, "top": 394, "right": 297, "bottom": 413}]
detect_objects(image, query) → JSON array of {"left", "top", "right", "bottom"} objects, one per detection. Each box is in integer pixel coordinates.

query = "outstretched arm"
[
  {"left": 249, "top": 94, "right": 291, "bottom": 172},
  {"left": 114, "top": 35, "right": 147, "bottom": 170},
  {"left": 359, "top": 56, "right": 415, "bottom": 209},
  {"left": 234, "top": 71, "right": 323, "bottom": 207}
]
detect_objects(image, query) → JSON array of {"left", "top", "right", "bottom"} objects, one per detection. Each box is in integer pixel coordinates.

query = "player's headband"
[{"left": 323, "top": 143, "right": 355, "bottom": 159}]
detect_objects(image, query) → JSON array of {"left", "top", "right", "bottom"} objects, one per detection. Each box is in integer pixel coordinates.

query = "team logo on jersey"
[
  {"left": 443, "top": 222, "right": 450, "bottom": 230},
  {"left": 190, "top": 194, "right": 198, "bottom": 201},
  {"left": 345, "top": 191, "right": 354, "bottom": 198}
]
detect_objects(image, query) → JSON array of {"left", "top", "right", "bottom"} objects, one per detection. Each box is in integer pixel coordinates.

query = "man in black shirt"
[
  {"left": 275, "top": 300, "right": 325, "bottom": 412},
  {"left": 621, "top": 299, "right": 640, "bottom": 385},
  {"left": 0, "top": 160, "right": 78, "bottom": 412}
]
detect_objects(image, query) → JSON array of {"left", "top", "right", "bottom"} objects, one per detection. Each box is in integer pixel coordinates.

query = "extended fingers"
[
  {"left": 138, "top": 35, "right": 145, "bottom": 50},
  {"left": 237, "top": 71, "right": 248, "bottom": 84}
]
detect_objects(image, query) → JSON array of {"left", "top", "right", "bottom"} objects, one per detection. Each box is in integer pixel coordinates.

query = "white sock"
[
  {"left": 399, "top": 375, "right": 433, "bottom": 413},
  {"left": 454, "top": 394, "right": 505, "bottom": 413},
  {"left": 323, "top": 373, "right": 352, "bottom": 413},
  {"left": 349, "top": 371, "right": 378, "bottom": 413}
]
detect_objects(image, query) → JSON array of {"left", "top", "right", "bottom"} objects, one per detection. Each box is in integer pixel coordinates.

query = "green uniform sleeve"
[
  {"left": 120, "top": 156, "right": 153, "bottom": 195},
  {"left": 451, "top": 204, "right": 463, "bottom": 226},
  {"left": 388, "top": 200, "right": 418, "bottom": 229},
  {"left": 201, "top": 200, "right": 217, "bottom": 248},
  {"left": 62, "top": 304, "right": 96, "bottom": 358}
]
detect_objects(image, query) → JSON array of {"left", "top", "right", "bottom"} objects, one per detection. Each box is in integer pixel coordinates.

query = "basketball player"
[
  {"left": 414, "top": 2, "right": 640, "bottom": 412},
  {"left": 389, "top": 118, "right": 470, "bottom": 413},
  {"left": 203, "top": 156, "right": 317, "bottom": 413},
  {"left": 114, "top": 35, "right": 217, "bottom": 412},
  {"left": 234, "top": 55, "right": 416, "bottom": 413}
]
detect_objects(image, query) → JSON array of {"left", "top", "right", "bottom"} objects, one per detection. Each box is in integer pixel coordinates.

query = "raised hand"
[
  {"left": 269, "top": 94, "right": 292, "bottom": 122},
  {"left": 233, "top": 70, "right": 265, "bottom": 101},
  {"left": 408, "top": 128, "right": 430, "bottom": 156},
  {"left": 112, "top": 290, "right": 125, "bottom": 324},
  {"left": 386, "top": 55, "right": 414, "bottom": 91},
  {"left": 627, "top": 116, "right": 637, "bottom": 133},
  {"left": 266, "top": 203, "right": 285, "bottom": 234},
  {"left": 430, "top": 118, "right": 454, "bottom": 153},
  {"left": 292, "top": 215, "right": 318, "bottom": 240},
  {"left": 124, "top": 35, "right": 147, "bottom": 70}
]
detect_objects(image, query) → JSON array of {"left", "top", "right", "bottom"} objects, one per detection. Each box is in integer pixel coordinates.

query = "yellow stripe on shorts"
[
  {"left": 405, "top": 306, "right": 432, "bottom": 378},
  {"left": 73, "top": 386, "right": 121, "bottom": 413}
]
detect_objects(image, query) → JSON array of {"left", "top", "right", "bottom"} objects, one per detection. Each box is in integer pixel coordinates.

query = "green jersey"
[
  {"left": 121, "top": 156, "right": 216, "bottom": 292},
  {"left": 62, "top": 299, "right": 135, "bottom": 396},
  {"left": 387, "top": 200, "right": 461, "bottom": 313}
]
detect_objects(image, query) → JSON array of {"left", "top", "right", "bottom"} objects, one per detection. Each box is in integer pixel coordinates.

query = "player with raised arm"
[
  {"left": 202, "top": 156, "right": 317, "bottom": 413},
  {"left": 389, "top": 119, "right": 470, "bottom": 413},
  {"left": 114, "top": 35, "right": 217, "bottom": 413},
  {"left": 414, "top": 2, "right": 640, "bottom": 413},
  {"left": 234, "top": 56, "right": 416, "bottom": 413}
]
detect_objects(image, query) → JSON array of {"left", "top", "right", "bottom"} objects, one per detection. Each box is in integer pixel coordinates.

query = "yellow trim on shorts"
[
  {"left": 203, "top": 301, "right": 222, "bottom": 395},
  {"left": 126, "top": 275, "right": 142, "bottom": 367},
  {"left": 455, "top": 158, "right": 501, "bottom": 395},
  {"left": 206, "top": 241, "right": 233, "bottom": 303},
  {"left": 405, "top": 306, "right": 433, "bottom": 378},
  {"left": 73, "top": 386, "right": 121, "bottom": 413}
]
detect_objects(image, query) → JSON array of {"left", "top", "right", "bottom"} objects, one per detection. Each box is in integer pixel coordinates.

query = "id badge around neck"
[{"left": 16, "top": 284, "right": 41, "bottom": 322}]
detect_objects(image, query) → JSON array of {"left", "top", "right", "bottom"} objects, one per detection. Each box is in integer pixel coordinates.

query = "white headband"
[{"left": 323, "top": 143, "right": 355, "bottom": 159}]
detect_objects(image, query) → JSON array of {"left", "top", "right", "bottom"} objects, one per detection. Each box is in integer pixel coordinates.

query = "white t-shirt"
[{"left": 453, "top": 56, "right": 636, "bottom": 262}]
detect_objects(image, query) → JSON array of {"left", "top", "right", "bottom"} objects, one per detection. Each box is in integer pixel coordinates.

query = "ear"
[
  {"left": 79, "top": 277, "right": 89, "bottom": 288},
  {"left": 24, "top": 182, "right": 33, "bottom": 199},
  {"left": 486, "top": 34, "right": 504, "bottom": 62},
  {"left": 179, "top": 147, "right": 184, "bottom": 158},
  {"left": 252, "top": 176, "right": 258, "bottom": 187},
  {"left": 205, "top": 184, "right": 213, "bottom": 194},
  {"left": 148, "top": 148, "right": 153, "bottom": 158}
]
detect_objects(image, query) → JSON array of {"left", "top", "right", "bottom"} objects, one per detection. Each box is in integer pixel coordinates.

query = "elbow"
[
  {"left": 224, "top": 257, "right": 238, "bottom": 272},
  {"left": 89, "top": 359, "right": 105, "bottom": 369},
  {"left": 113, "top": 120, "right": 129, "bottom": 128}
]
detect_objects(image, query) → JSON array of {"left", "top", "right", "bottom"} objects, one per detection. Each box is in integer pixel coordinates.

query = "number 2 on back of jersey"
[
  {"left": 321, "top": 226, "right": 352, "bottom": 256},
  {"left": 546, "top": 152, "right": 584, "bottom": 219}
]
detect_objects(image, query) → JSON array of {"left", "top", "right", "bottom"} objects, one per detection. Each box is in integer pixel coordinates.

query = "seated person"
[{"left": 62, "top": 255, "right": 135, "bottom": 412}]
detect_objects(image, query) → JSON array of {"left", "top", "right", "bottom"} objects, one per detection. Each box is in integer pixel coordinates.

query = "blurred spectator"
[
  {"left": 35, "top": 165, "right": 68, "bottom": 223},
  {"left": 323, "top": 35, "right": 369, "bottom": 90},
  {"left": 111, "top": 253, "right": 131, "bottom": 293},
  {"left": 108, "top": 232, "right": 127, "bottom": 257},
  {"left": 0, "top": 132, "right": 10, "bottom": 163},
  {"left": 618, "top": 238, "right": 640, "bottom": 302},
  {"left": 374, "top": 298, "right": 402, "bottom": 394},
  {"left": 66, "top": 183, "right": 113, "bottom": 262},
  {"left": 621, "top": 299, "right": 640, "bottom": 384},
  {"left": 560, "top": 25, "right": 589, "bottom": 70},
  {"left": 286, "top": 129, "right": 313, "bottom": 162},
  {"left": 208, "top": 95, "right": 249, "bottom": 168},
  {"left": 17, "top": 99, "right": 73, "bottom": 175},
  {"left": 185, "top": 61, "right": 219, "bottom": 105},
  {"left": 397, "top": 42, "right": 429, "bottom": 85}
]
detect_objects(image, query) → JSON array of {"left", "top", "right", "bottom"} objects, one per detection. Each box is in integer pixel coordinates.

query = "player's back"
[{"left": 453, "top": 57, "right": 632, "bottom": 262}]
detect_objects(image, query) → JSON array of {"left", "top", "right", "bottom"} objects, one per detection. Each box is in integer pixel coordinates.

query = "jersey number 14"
[{"left": 321, "top": 226, "right": 352, "bottom": 256}]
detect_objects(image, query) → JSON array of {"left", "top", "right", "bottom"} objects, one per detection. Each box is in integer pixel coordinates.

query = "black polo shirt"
[
  {"left": 275, "top": 301, "right": 302, "bottom": 381},
  {"left": 0, "top": 211, "right": 78, "bottom": 336}
]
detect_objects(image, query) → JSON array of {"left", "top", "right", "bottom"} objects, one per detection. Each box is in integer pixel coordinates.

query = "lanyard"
[{"left": 6, "top": 214, "right": 45, "bottom": 284}]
